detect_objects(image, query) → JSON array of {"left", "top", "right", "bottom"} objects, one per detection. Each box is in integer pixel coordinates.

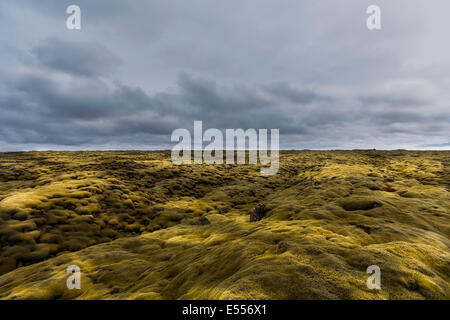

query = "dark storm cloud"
[
  {"left": 264, "top": 82, "right": 328, "bottom": 105},
  {"left": 0, "top": 0, "right": 450, "bottom": 150},
  {"left": 0, "top": 68, "right": 307, "bottom": 144},
  {"left": 1, "top": 47, "right": 449, "bottom": 149},
  {"left": 31, "top": 38, "right": 121, "bottom": 77},
  {"left": 3, "top": 55, "right": 444, "bottom": 149}
]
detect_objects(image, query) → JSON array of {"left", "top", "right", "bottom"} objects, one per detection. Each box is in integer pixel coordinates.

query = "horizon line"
[{"left": 1, "top": 148, "right": 449, "bottom": 153}]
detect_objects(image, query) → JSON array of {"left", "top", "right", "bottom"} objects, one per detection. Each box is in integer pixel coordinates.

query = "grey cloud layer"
[
  {"left": 0, "top": 0, "right": 449, "bottom": 150},
  {"left": 31, "top": 38, "right": 121, "bottom": 77}
]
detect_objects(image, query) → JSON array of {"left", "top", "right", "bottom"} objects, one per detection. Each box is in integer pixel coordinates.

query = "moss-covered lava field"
[{"left": 0, "top": 150, "right": 448, "bottom": 299}]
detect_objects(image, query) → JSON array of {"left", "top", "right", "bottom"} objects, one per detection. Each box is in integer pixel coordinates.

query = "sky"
[{"left": 0, "top": 0, "right": 449, "bottom": 151}]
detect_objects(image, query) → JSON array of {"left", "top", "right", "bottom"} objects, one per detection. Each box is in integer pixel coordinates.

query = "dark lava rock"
[
  {"left": 218, "top": 207, "right": 229, "bottom": 214},
  {"left": 341, "top": 200, "right": 381, "bottom": 211},
  {"left": 198, "top": 217, "right": 210, "bottom": 225},
  {"left": 188, "top": 216, "right": 211, "bottom": 225},
  {"left": 382, "top": 185, "right": 396, "bottom": 192},
  {"left": 250, "top": 204, "right": 266, "bottom": 222},
  {"left": 277, "top": 241, "right": 289, "bottom": 254}
]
